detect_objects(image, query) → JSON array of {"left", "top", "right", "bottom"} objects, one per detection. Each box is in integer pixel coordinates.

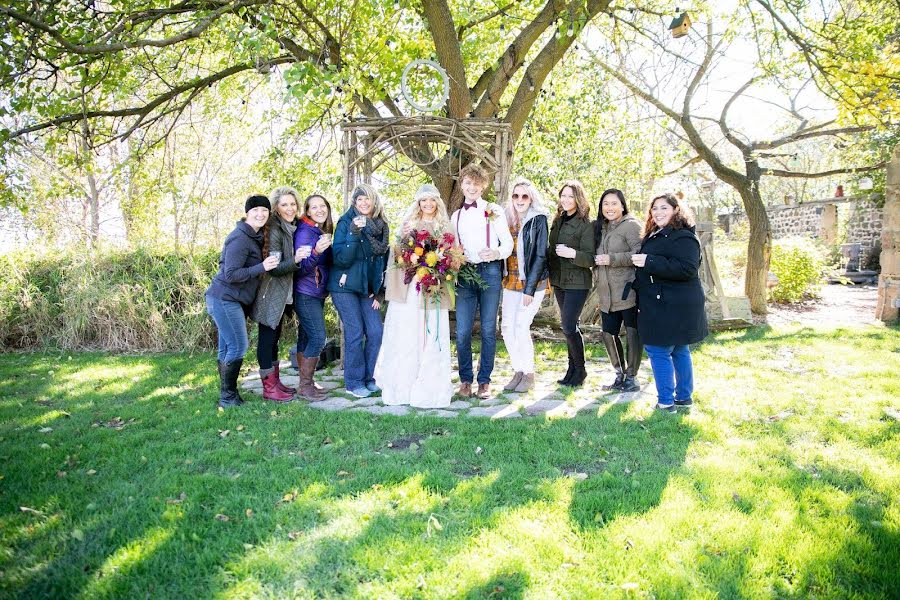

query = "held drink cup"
[{"left": 269, "top": 251, "right": 282, "bottom": 261}]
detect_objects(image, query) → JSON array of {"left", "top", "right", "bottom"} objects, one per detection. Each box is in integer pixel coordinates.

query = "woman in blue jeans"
[
  {"left": 631, "top": 193, "right": 708, "bottom": 412},
  {"left": 328, "top": 184, "right": 390, "bottom": 398},
  {"left": 206, "top": 195, "right": 279, "bottom": 408},
  {"left": 293, "top": 193, "right": 334, "bottom": 401}
]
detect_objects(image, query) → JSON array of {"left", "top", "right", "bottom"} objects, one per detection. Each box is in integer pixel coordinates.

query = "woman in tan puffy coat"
[{"left": 593, "top": 188, "right": 643, "bottom": 392}]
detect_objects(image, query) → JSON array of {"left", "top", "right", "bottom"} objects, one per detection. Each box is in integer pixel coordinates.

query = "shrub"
[
  {"left": 0, "top": 247, "right": 344, "bottom": 352},
  {"left": 768, "top": 237, "right": 827, "bottom": 304}
]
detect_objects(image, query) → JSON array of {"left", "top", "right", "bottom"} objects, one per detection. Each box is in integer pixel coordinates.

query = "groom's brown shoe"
[
  {"left": 477, "top": 383, "right": 491, "bottom": 399},
  {"left": 458, "top": 382, "right": 473, "bottom": 397}
]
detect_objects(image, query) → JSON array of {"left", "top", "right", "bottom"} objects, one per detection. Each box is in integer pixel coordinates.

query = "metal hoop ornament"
[{"left": 400, "top": 60, "right": 450, "bottom": 113}]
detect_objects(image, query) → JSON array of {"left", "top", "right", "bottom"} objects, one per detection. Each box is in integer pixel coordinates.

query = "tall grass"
[{"left": 0, "top": 248, "right": 220, "bottom": 351}]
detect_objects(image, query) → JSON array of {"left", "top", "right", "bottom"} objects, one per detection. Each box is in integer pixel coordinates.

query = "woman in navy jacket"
[
  {"left": 327, "top": 184, "right": 390, "bottom": 398},
  {"left": 631, "top": 193, "right": 708, "bottom": 412},
  {"left": 206, "top": 195, "right": 279, "bottom": 408}
]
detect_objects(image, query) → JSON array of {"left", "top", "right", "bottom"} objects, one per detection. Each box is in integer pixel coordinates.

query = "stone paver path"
[{"left": 242, "top": 353, "right": 657, "bottom": 419}]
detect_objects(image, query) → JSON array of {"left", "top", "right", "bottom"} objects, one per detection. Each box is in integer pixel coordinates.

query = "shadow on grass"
[{"left": 3, "top": 338, "right": 898, "bottom": 598}]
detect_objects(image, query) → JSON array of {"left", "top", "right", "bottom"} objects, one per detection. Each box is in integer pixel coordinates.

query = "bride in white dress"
[{"left": 374, "top": 184, "right": 454, "bottom": 408}]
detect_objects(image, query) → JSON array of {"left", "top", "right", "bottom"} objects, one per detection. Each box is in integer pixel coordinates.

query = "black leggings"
[
  {"left": 554, "top": 288, "right": 589, "bottom": 336},
  {"left": 601, "top": 306, "right": 637, "bottom": 334},
  {"left": 257, "top": 309, "right": 290, "bottom": 370}
]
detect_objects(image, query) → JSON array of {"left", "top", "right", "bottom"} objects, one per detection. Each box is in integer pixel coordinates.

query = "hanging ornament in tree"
[{"left": 400, "top": 59, "right": 450, "bottom": 113}]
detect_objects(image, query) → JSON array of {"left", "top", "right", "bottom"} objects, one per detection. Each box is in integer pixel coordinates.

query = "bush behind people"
[{"left": 0, "top": 247, "right": 335, "bottom": 352}]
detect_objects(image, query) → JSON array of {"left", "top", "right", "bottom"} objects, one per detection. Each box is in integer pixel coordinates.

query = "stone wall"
[
  {"left": 767, "top": 203, "right": 827, "bottom": 239},
  {"left": 845, "top": 199, "right": 883, "bottom": 268}
]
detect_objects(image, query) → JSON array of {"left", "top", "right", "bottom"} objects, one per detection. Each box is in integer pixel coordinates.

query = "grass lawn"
[{"left": 1, "top": 325, "right": 898, "bottom": 599}]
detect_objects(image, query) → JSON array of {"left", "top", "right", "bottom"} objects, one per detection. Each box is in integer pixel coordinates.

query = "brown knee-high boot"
[{"left": 298, "top": 356, "right": 327, "bottom": 401}]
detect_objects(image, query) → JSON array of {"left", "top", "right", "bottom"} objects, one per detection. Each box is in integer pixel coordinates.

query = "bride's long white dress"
[{"left": 374, "top": 279, "right": 453, "bottom": 408}]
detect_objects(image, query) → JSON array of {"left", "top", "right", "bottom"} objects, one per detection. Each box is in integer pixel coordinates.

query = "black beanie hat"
[{"left": 245, "top": 194, "right": 271, "bottom": 213}]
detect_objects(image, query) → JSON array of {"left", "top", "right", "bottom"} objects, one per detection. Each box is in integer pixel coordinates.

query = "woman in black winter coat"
[{"left": 631, "top": 193, "right": 708, "bottom": 412}]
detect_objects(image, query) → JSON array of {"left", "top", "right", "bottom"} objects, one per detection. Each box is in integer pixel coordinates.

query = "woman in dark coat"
[
  {"left": 548, "top": 179, "right": 595, "bottom": 387},
  {"left": 631, "top": 193, "right": 708, "bottom": 412},
  {"left": 250, "top": 186, "right": 311, "bottom": 402},
  {"left": 206, "top": 195, "right": 279, "bottom": 408},
  {"left": 327, "top": 183, "right": 390, "bottom": 398},
  {"left": 593, "top": 188, "right": 643, "bottom": 392}
]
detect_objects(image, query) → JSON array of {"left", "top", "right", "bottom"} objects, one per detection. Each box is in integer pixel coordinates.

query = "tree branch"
[
  {"left": 765, "top": 162, "right": 887, "bottom": 178},
  {"left": 8, "top": 55, "right": 295, "bottom": 141},
  {"left": 755, "top": 125, "right": 875, "bottom": 149},
  {"left": 474, "top": 0, "right": 569, "bottom": 118},
  {"left": 662, "top": 155, "right": 702, "bottom": 176},
  {"left": 421, "top": 0, "right": 471, "bottom": 117},
  {"left": 0, "top": 2, "right": 259, "bottom": 55}
]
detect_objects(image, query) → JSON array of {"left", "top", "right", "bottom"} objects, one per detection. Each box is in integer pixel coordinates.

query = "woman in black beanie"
[{"left": 206, "top": 195, "right": 279, "bottom": 408}]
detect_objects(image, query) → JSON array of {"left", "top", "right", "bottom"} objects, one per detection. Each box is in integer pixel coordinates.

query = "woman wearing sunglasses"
[{"left": 500, "top": 177, "right": 550, "bottom": 393}]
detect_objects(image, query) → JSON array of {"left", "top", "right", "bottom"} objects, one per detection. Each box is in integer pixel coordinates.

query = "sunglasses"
[{"left": 511, "top": 193, "right": 530, "bottom": 200}]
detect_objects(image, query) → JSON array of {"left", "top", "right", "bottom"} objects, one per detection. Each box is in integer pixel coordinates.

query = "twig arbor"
[{"left": 339, "top": 116, "right": 513, "bottom": 211}]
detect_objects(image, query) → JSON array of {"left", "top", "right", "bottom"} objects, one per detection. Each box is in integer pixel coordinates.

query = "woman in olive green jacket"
[
  {"left": 549, "top": 180, "right": 595, "bottom": 386},
  {"left": 593, "top": 188, "right": 643, "bottom": 392}
]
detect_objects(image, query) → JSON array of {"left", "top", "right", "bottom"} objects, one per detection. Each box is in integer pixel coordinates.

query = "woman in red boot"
[{"left": 250, "top": 186, "right": 311, "bottom": 402}]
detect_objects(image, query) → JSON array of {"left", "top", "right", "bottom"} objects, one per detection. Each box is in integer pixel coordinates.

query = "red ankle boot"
[
  {"left": 272, "top": 363, "right": 296, "bottom": 394},
  {"left": 262, "top": 371, "right": 293, "bottom": 402}
]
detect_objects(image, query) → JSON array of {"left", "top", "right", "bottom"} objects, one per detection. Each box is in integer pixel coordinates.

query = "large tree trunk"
[{"left": 738, "top": 175, "right": 771, "bottom": 314}]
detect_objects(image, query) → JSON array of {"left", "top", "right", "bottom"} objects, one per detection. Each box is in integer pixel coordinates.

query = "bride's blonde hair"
[{"left": 403, "top": 183, "right": 450, "bottom": 231}]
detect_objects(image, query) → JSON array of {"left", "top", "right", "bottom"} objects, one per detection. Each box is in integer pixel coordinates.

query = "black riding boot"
[
  {"left": 601, "top": 332, "right": 625, "bottom": 390},
  {"left": 219, "top": 359, "right": 245, "bottom": 408},
  {"left": 619, "top": 327, "right": 643, "bottom": 392},
  {"left": 566, "top": 332, "right": 587, "bottom": 387},
  {"left": 557, "top": 335, "right": 575, "bottom": 385}
]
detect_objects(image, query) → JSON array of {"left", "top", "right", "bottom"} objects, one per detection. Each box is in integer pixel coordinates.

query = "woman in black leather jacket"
[{"left": 500, "top": 177, "right": 550, "bottom": 393}]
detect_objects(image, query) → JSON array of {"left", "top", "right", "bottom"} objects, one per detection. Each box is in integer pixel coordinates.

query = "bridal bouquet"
[{"left": 395, "top": 229, "right": 466, "bottom": 307}]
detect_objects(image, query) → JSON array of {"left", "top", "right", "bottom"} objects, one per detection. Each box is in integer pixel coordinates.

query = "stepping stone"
[
  {"left": 351, "top": 397, "right": 380, "bottom": 407},
  {"left": 448, "top": 400, "right": 472, "bottom": 410},
  {"left": 319, "top": 381, "right": 342, "bottom": 390},
  {"left": 521, "top": 399, "right": 566, "bottom": 416},
  {"left": 478, "top": 396, "right": 505, "bottom": 407},
  {"left": 467, "top": 404, "right": 521, "bottom": 419},
  {"left": 420, "top": 409, "right": 459, "bottom": 418},
  {"left": 307, "top": 398, "right": 355, "bottom": 411},
  {"left": 329, "top": 369, "right": 344, "bottom": 377},
  {"left": 363, "top": 405, "right": 410, "bottom": 417}
]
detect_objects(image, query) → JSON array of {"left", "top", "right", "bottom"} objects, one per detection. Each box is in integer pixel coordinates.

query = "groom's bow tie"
[{"left": 462, "top": 201, "right": 477, "bottom": 210}]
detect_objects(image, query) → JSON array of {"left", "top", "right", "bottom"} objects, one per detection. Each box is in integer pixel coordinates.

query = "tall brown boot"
[{"left": 298, "top": 356, "right": 327, "bottom": 401}]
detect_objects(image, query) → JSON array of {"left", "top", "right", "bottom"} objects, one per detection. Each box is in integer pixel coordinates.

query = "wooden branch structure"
[{"left": 339, "top": 115, "right": 514, "bottom": 210}]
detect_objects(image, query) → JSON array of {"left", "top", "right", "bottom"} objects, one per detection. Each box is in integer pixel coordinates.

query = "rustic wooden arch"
[{"left": 340, "top": 116, "right": 513, "bottom": 210}]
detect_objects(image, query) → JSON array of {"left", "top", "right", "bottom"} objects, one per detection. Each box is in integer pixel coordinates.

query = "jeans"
[
  {"left": 455, "top": 261, "right": 503, "bottom": 385},
  {"left": 645, "top": 344, "right": 694, "bottom": 405},
  {"left": 206, "top": 295, "right": 249, "bottom": 362},
  {"left": 257, "top": 309, "right": 289, "bottom": 372},
  {"left": 501, "top": 288, "right": 545, "bottom": 374},
  {"left": 294, "top": 293, "right": 327, "bottom": 359},
  {"left": 332, "top": 291, "right": 383, "bottom": 390}
]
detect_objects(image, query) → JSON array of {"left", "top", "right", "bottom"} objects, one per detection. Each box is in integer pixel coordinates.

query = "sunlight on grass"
[
  {"left": 84, "top": 526, "right": 173, "bottom": 597},
  {"left": 1, "top": 326, "right": 898, "bottom": 598}
]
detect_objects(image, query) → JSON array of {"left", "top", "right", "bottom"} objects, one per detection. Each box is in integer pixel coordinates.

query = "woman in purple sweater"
[{"left": 293, "top": 194, "right": 334, "bottom": 400}]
